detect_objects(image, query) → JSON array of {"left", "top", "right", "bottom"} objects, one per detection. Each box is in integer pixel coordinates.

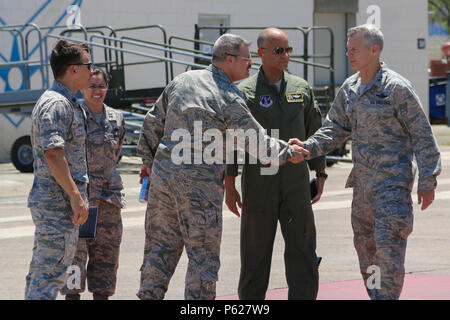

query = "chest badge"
[
  {"left": 286, "top": 93, "right": 304, "bottom": 103},
  {"left": 259, "top": 95, "right": 273, "bottom": 108}
]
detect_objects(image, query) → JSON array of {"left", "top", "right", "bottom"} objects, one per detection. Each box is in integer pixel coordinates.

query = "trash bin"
[{"left": 429, "top": 76, "right": 447, "bottom": 123}]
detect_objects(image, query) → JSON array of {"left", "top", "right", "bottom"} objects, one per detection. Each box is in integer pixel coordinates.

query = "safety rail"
[
  {"left": 0, "top": 23, "right": 349, "bottom": 166},
  {"left": 194, "top": 25, "right": 335, "bottom": 84},
  {"left": 194, "top": 25, "right": 336, "bottom": 114}
]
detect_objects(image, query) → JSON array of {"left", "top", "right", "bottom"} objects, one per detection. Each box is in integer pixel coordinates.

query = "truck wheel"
[{"left": 11, "top": 136, "right": 34, "bottom": 173}]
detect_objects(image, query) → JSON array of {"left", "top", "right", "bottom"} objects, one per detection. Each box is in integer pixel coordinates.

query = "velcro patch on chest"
[
  {"left": 259, "top": 95, "right": 273, "bottom": 108},
  {"left": 286, "top": 93, "right": 304, "bottom": 103}
]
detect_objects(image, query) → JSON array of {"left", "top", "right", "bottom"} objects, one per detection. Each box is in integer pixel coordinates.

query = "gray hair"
[
  {"left": 212, "top": 33, "right": 251, "bottom": 62},
  {"left": 347, "top": 24, "right": 384, "bottom": 51}
]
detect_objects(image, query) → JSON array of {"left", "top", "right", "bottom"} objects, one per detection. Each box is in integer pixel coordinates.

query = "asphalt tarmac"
[{"left": 1, "top": 125, "right": 450, "bottom": 300}]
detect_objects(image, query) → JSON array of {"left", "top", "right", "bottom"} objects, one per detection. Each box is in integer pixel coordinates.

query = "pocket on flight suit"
[
  {"left": 183, "top": 199, "right": 222, "bottom": 244},
  {"left": 377, "top": 202, "right": 413, "bottom": 241},
  {"left": 394, "top": 209, "right": 413, "bottom": 241},
  {"left": 105, "top": 130, "right": 120, "bottom": 152},
  {"left": 60, "top": 230, "right": 79, "bottom": 267},
  {"left": 187, "top": 199, "right": 222, "bottom": 285}
]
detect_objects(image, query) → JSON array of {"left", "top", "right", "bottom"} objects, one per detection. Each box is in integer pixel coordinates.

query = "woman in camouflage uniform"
[{"left": 62, "top": 68, "right": 126, "bottom": 300}]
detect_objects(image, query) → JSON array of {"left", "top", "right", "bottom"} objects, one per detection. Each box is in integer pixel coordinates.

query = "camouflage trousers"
[
  {"left": 351, "top": 184, "right": 413, "bottom": 300},
  {"left": 61, "top": 200, "right": 123, "bottom": 297},
  {"left": 137, "top": 174, "right": 222, "bottom": 300},
  {"left": 25, "top": 208, "right": 79, "bottom": 300}
]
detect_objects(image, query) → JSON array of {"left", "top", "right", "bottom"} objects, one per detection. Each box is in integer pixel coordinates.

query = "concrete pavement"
[{"left": 1, "top": 125, "right": 450, "bottom": 300}]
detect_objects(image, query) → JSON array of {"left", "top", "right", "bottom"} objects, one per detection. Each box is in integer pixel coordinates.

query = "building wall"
[
  {"left": 0, "top": 0, "right": 315, "bottom": 91},
  {"left": 357, "top": 0, "right": 429, "bottom": 114},
  {"left": 0, "top": 0, "right": 429, "bottom": 111}
]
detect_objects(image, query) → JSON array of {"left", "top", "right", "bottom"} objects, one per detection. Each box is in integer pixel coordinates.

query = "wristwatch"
[{"left": 316, "top": 172, "right": 328, "bottom": 179}]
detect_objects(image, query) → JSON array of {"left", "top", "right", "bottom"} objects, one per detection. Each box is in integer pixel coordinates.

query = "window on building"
[{"left": 196, "top": 14, "right": 230, "bottom": 65}]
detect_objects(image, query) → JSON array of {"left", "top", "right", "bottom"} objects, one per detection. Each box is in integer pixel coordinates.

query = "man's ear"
[
  {"left": 257, "top": 47, "right": 264, "bottom": 58},
  {"left": 371, "top": 44, "right": 380, "bottom": 55},
  {"left": 224, "top": 54, "right": 234, "bottom": 65}
]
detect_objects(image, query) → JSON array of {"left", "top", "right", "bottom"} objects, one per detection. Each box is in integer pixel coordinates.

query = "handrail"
[
  {"left": 58, "top": 25, "right": 89, "bottom": 40},
  {"left": 46, "top": 34, "right": 211, "bottom": 73},
  {"left": 167, "top": 36, "right": 261, "bottom": 79},
  {"left": 194, "top": 25, "right": 335, "bottom": 94},
  {"left": 0, "top": 60, "right": 42, "bottom": 68},
  {"left": 58, "top": 26, "right": 119, "bottom": 74},
  {"left": 25, "top": 24, "right": 88, "bottom": 87},
  {"left": 113, "top": 25, "right": 169, "bottom": 84},
  {"left": 168, "top": 36, "right": 215, "bottom": 79},
  {"left": 0, "top": 23, "right": 46, "bottom": 89}
]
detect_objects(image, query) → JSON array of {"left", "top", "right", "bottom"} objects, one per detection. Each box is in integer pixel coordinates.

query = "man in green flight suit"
[{"left": 225, "top": 28, "right": 327, "bottom": 300}]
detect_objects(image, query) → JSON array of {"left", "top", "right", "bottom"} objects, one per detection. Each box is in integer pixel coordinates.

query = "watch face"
[{"left": 316, "top": 172, "right": 328, "bottom": 179}]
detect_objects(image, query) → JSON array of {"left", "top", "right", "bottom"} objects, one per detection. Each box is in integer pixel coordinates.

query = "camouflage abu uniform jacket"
[
  {"left": 28, "top": 81, "right": 88, "bottom": 214},
  {"left": 137, "top": 64, "right": 294, "bottom": 203},
  {"left": 303, "top": 63, "right": 441, "bottom": 192},
  {"left": 83, "top": 104, "right": 126, "bottom": 208}
]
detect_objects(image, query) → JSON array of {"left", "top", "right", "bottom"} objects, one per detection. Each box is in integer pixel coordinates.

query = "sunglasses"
[
  {"left": 261, "top": 46, "right": 293, "bottom": 55},
  {"left": 68, "top": 62, "right": 93, "bottom": 70}
]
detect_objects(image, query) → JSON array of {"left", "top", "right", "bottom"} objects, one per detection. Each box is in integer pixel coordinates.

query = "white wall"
[
  {"left": 78, "top": 0, "right": 315, "bottom": 87},
  {"left": 0, "top": 0, "right": 315, "bottom": 90},
  {"left": 357, "top": 0, "right": 429, "bottom": 114},
  {"left": 0, "top": 0, "right": 429, "bottom": 112}
]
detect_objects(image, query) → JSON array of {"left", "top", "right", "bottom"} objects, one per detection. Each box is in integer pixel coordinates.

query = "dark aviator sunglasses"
[
  {"left": 67, "top": 62, "right": 93, "bottom": 70},
  {"left": 261, "top": 46, "right": 293, "bottom": 55}
]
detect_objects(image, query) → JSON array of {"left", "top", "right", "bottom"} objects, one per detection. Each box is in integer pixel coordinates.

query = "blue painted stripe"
[
  {"left": 20, "top": 0, "right": 52, "bottom": 32},
  {"left": 2, "top": 113, "right": 25, "bottom": 128},
  {"left": 28, "top": 0, "right": 84, "bottom": 57},
  {"left": 0, "top": 16, "right": 17, "bottom": 37}
]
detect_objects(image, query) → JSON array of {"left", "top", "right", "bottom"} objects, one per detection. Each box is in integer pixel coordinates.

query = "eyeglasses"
[
  {"left": 261, "top": 46, "right": 293, "bottom": 55},
  {"left": 68, "top": 62, "right": 93, "bottom": 70},
  {"left": 226, "top": 53, "right": 252, "bottom": 62},
  {"left": 87, "top": 85, "right": 107, "bottom": 90}
]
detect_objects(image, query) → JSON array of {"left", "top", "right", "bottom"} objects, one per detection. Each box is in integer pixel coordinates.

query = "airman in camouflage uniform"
[
  {"left": 136, "top": 34, "right": 308, "bottom": 300},
  {"left": 25, "top": 40, "right": 92, "bottom": 300},
  {"left": 61, "top": 69, "right": 126, "bottom": 300},
  {"left": 300, "top": 25, "right": 441, "bottom": 300}
]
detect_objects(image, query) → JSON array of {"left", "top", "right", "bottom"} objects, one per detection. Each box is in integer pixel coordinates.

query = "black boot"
[
  {"left": 93, "top": 293, "right": 109, "bottom": 300},
  {"left": 65, "top": 293, "right": 81, "bottom": 300}
]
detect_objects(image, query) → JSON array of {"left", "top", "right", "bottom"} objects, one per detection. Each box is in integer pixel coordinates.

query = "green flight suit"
[{"left": 227, "top": 68, "right": 326, "bottom": 300}]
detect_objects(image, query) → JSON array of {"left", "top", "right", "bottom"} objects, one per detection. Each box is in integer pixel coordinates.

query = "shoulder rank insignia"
[
  {"left": 259, "top": 95, "right": 273, "bottom": 108},
  {"left": 286, "top": 93, "right": 304, "bottom": 103}
]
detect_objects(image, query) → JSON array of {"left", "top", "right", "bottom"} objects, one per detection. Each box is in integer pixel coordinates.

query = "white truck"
[
  {"left": 0, "top": 110, "right": 33, "bottom": 172},
  {"left": 0, "top": 92, "right": 42, "bottom": 172}
]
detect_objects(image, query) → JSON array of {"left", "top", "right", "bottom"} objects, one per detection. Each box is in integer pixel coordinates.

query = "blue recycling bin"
[
  {"left": 447, "top": 71, "right": 450, "bottom": 126},
  {"left": 429, "top": 76, "right": 447, "bottom": 121}
]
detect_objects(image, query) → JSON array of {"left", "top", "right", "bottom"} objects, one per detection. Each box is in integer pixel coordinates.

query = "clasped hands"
[{"left": 288, "top": 138, "right": 309, "bottom": 164}]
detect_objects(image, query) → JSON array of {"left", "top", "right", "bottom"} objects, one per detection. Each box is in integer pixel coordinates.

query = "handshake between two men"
[{"left": 287, "top": 138, "right": 309, "bottom": 164}]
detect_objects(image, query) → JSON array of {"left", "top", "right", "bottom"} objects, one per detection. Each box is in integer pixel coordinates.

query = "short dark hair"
[
  {"left": 50, "top": 39, "right": 90, "bottom": 79},
  {"left": 91, "top": 67, "right": 110, "bottom": 87}
]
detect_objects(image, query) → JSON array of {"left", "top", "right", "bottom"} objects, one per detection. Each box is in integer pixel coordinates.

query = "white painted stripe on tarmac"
[
  {"left": 313, "top": 190, "right": 450, "bottom": 212},
  {"left": 1, "top": 190, "right": 450, "bottom": 240},
  {"left": 0, "top": 225, "right": 35, "bottom": 240},
  {"left": 0, "top": 215, "right": 30, "bottom": 223},
  {"left": 0, "top": 206, "right": 147, "bottom": 225},
  {"left": 0, "top": 213, "right": 146, "bottom": 240}
]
